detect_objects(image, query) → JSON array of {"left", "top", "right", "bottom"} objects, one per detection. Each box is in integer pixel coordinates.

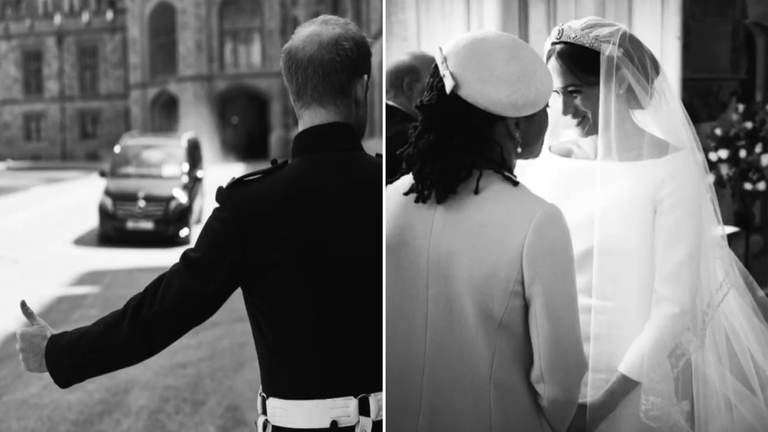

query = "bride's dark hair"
[
  {"left": 395, "top": 64, "right": 518, "bottom": 205},
  {"left": 546, "top": 34, "right": 661, "bottom": 109}
]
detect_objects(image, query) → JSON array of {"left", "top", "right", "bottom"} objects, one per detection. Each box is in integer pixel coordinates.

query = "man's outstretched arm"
[{"left": 17, "top": 186, "right": 243, "bottom": 389}]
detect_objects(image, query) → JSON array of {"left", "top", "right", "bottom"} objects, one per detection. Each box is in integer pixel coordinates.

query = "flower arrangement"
[
  {"left": 705, "top": 101, "right": 768, "bottom": 268},
  {"left": 705, "top": 102, "right": 768, "bottom": 199}
]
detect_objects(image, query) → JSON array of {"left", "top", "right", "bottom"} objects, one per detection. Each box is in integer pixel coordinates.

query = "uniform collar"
[{"left": 291, "top": 122, "right": 363, "bottom": 159}]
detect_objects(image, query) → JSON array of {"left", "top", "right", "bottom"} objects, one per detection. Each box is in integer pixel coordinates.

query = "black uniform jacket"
[{"left": 45, "top": 122, "right": 383, "bottom": 403}]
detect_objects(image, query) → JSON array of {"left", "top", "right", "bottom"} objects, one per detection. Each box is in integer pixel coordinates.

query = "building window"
[
  {"left": 220, "top": 0, "right": 263, "bottom": 71},
  {"left": 352, "top": 1, "right": 364, "bottom": 28},
  {"left": 330, "top": 0, "right": 346, "bottom": 17},
  {"left": 38, "top": 0, "right": 53, "bottom": 16},
  {"left": 80, "top": 111, "right": 100, "bottom": 140},
  {"left": 79, "top": 45, "right": 99, "bottom": 95},
  {"left": 1, "top": 0, "right": 21, "bottom": 19},
  {"left": 22, "top": 49, "right": 44, "bottom": 97},
  {"left": 283, "top": 11, "right": 301, "bottom": 39},
  {"left": 23, "top": 113, "right": 45, "bottom": 142},
  {"left": 65, "top": 0, "right": 80, "bottom": 14},
  {"left": 149, "top": 2, "right": 177, "bottom": 78}
]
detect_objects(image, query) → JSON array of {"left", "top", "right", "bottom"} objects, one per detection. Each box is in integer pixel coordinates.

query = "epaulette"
[
  {"left": 375, "top": 153, "right": 382, "bottom": 159},
  {"left": 226, "top": 159, "right": 288, "bottom": 189}
]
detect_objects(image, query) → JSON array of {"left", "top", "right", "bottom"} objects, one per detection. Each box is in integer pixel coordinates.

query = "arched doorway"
[
  {"left": 216, "top": 86, "right": 270, "bottom": 160},
  {"left": 149, "top": 90, "right": 179, "bottom": 133}
]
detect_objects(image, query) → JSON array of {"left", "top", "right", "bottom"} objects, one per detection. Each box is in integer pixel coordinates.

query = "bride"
[{"left": 516, "top": 16, "right": 768, "bottom": 432}]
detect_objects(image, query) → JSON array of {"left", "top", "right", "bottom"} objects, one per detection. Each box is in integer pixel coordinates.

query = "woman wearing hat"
[
  {"left": 386, "top": 31, "right": 587, "bottom": 432},
  {"left": 517, "top": 16, "right": 768, "bottom": 432}
]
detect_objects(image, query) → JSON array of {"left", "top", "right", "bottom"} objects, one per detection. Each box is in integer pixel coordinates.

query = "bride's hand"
[
  {"left": 566, "top": 403, "right": 588, "bottom": 432},
  {"left": 585, "top": 372, "right": 641, "bottom": 431}
]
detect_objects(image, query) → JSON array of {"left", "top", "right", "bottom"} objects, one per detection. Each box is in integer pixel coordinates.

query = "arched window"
[
  {"left": 1, "top": 0, "right": 21, "bottom": 18},
  {"left": 220, "top": 0, "right": 263, "bottom": 71},
  {"left": 149, "top": 2, "right": 177, "bottom": 78}
]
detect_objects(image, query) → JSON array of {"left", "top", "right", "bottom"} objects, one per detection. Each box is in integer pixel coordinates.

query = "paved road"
[{"left": 0, "top": 169, "right": 95, "bottom": 198}]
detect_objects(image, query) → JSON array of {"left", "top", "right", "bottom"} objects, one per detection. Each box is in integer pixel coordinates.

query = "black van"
[{"left": 98, "top": 131, "right": 205, "bottom": 245}]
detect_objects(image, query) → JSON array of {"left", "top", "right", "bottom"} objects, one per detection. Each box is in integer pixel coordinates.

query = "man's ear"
[
  {"left": 354, "top": 75, "right": 369, "bottom": 106},
  {"left": 402, "top": 77, "right": 418, "bottom": 98}
]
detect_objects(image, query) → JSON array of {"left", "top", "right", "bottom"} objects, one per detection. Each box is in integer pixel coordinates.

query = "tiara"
[{"left": 550, "top": 24, "right": 623, "bottom": 57}]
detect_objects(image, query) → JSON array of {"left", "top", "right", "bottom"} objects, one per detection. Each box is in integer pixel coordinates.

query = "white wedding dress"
[
  {"left": 517, "top": 145, "right": 702, "bottom": 432},
  {"left": 529, "top": 16, "right": 768, "bottom": 432}
]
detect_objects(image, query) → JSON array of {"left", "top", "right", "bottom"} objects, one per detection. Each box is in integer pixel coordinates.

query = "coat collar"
[{"left": 291, "top": 122, "right": 364, "bottom": 159}]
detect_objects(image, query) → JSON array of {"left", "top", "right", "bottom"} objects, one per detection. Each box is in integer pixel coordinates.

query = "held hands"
[
  {"left": 567, "top": 373, "right": 641, "bottom": 432},
  {"left": 566, "top": 403, "right": 588, "bottom": 432},
  {"left": 15, "top": 300, "right": 56, "bottom": 373},
  {"left": 565, "top": 402, "right": 605, "bottom": 432}
]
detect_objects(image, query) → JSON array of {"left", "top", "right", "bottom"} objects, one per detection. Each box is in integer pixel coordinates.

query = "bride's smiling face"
[{"left": 547, "top": 59, "right": 600, "bottom": 138}]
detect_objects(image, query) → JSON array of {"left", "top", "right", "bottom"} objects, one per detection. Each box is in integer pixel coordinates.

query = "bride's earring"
[{"left": 515, "top": 131, "right": 522, "bottom": 154}]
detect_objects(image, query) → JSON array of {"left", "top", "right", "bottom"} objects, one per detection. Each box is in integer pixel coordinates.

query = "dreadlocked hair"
[{"left": 396, "top": 64, "right": 519, "bottom": 205}]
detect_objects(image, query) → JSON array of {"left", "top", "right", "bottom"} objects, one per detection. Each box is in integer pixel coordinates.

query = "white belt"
[{"left": 256, "top": 386, "right": 382, "bottom": 431}]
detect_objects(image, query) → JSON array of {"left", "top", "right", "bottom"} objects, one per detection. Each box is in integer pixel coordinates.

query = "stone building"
[
  {"left": 0, "top": 0, "right": 129, "bottom": 161},
  {"left": 127, "top": 0, "right": 382, "bottom": 162},
  {"left": 0, "top": 0, "right": 383, "bottom": 162}
]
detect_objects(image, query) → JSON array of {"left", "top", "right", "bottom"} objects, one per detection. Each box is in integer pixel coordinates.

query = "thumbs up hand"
[{"left": 16, "top": 300, "right": 56, "bottom": 373}]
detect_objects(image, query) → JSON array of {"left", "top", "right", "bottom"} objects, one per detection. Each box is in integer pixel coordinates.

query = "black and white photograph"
[
  {"left": 3, "top": 0, "right": 768, "bottom": 431},
  {"left": 1, "top": 1, "right": 383, "bottom": 431},
  {"left": 386, "top": 0, "right": 768, "bottom": 431}
]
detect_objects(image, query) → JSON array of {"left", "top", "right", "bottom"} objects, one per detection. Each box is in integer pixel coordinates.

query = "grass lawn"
[{"left": 0, "top": 267, "right": 262, "bottom": 432}]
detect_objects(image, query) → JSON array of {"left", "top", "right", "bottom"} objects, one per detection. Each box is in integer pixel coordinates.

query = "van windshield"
[{"left": 109, "top": 144, "right": 186, "bottom": 178}]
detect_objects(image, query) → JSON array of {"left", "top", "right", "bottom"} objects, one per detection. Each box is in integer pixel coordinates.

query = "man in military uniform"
[
  {"left": 16, "top": 14, "right": 382, "bottom": 432},
  {"left": 385, "top": 51, "right": 433, "bottom": 184}
]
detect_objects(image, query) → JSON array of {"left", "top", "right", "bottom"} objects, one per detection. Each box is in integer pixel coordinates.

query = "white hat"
[{"left": 436, "top": 31, "right": 552, "bottom": 118}]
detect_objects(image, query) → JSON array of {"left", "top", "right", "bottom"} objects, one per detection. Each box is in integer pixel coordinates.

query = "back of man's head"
[
  {"left": 281, "top": 15, "right": 372, "bottom": 114},
  {"left": 386, "top": 51, "right": 434, "bottom": 100}
]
